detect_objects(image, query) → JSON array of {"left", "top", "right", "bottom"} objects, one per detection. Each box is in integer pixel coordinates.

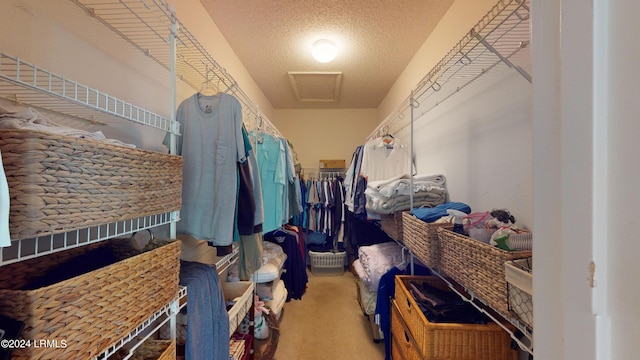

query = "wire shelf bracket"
[
  {"left": 0, "top": 211, "right": 178, "bottom": 267},
  {"left": 0, "top": 52, "right": 177, "bottom": 134}
]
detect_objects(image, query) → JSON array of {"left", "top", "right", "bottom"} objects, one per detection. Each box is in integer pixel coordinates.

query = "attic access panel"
[{"left": 288, "top": 71, "right": 342, "bottom": 102}]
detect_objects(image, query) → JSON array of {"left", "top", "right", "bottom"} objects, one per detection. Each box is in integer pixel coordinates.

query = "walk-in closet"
[{"left": 0, "top": 0, "right": 638, "bottom": 359}]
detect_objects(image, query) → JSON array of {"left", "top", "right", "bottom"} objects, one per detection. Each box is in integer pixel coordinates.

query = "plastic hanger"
[{"left": 199, "top": 65, "right": 219, "bottom": 96}]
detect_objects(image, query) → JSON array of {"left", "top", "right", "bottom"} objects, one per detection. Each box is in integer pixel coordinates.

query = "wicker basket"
[
  {"left": 0, "top": 129, "right": 183, "bottom": 240},
  {"left": 130, "top": 339, "right": 176, "bottom": 360},
  {"left": 393, "top": 276, "right": 517, "bottom": 360},
  {"left": 438, "top": 228, "right": 532, "bottom": 316},
  {"left": 255, "top": 312, "right": 280, "bottom": 360},
  {"left": 402, "top": 212, "right": 453, "bottom": 269},
  {"left": 380, "top": 212, "right": 404, "bottom": 242},
  {"left": 0, "top": 239, "right": 181, "bottom": 360}
]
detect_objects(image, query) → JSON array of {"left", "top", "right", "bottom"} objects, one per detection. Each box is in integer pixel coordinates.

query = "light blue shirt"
[{"left": 165, "top": 93, "right": 245, "bottom": 245}]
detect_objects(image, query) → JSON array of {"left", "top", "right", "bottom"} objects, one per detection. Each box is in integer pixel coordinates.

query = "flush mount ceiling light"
[{"left": 312, "top": 39, "right": 337, "bottom": 63}]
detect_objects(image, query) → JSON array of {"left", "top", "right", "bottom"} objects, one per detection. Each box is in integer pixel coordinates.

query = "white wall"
[
  {"left": 598, "top": 1, "right": 640, "bottom": 359},
  {"left": 377, "top": 0, "right": 496, "bottom": 124},
  {"left": 394, "top": 68, "right": 532, "bottom": 226},
  {"left": 273, "top": 108, "right": 379, "bottom": 170},
  {"left": 373, "top": 0, "right": 534, "bottom": 224},
  {"left": 530, "top": 0, "right": 566, "bottom": 358},
  {"left": 383, "top": 0, "right": 640, "bottom": 359},
  {"left": 377, "top": 0, "right": 532, "bottom": 358}
]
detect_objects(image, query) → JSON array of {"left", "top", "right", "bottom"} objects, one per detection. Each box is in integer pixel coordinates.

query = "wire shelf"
[
  {"left": 0, "top": 52, "right": 177, "bottom": 133},
  {"left": 430, "top": 268, "right": 534, "bottom": 356},
  {"left": 70, "top": 0, "right": 282, "bottom": 137},
  {"left": 370, "top": 0, "right": 531, "bottom": 139},
  {"left": 0, "top": 211, "right": 178, "bottom": 267},
  {"left": 215, "top": 244, "right": 240, "bottom": 275},
  {"left": 94, "top": 288, "right": 185, "bottom": 360},
  {"left": 370, "top": 0, "right": 534, "bottom": 355}
]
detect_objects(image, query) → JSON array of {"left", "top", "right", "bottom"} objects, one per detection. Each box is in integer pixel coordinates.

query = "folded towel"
[
  {"left": 411, "top": 202, "right": 472, "bottom": 223},
  {"left": 366, "top": 191, "right": 447, "bottom": 214}
]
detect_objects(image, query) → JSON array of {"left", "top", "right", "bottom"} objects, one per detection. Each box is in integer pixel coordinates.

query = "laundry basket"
[{"left": 308, "top": 250, "right": 346, "bottom": 276}]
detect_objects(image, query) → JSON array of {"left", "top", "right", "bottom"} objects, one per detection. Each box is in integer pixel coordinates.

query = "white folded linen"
[
  {"left": 0, "top": 105, "right": 135, "bottom": 148},
  {"left": 366, "top": 190, "right": 446, "bottom": 214},
  {"left": 357, "top": 242, "right": 406, "bottom": 292}
]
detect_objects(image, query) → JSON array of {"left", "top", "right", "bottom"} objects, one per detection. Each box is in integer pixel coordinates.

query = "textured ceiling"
[{"left": 199, "top": 0, "right": 454, "bottom": 109}]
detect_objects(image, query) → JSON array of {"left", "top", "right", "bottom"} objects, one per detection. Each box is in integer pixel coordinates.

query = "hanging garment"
[
  {"left": 359, "top": 137, "right": 411, "bottom": 182},
  {"left": 180, "top": 260, "right": 230, "bottom": 360},
  {"left": 264, "top": 228, "right": 308, "bottom": 301},
  {"left": 238, "top": 232, "right": 264, "bottom": 281},
  {"left": 343, "top": 209, "right": 395, "bottom": 257},
  {"left": 281, "top": 137, "right": 300, "bottom": 220},
  {"left": 375, "top": 265, "right": 431, "bottom": 360},
  {"left": 247, "top": 149, "right": 264, "bottom": 234},
  {"left": 166, "top": 93, "right": 245, "bottom": 247},
  {"left": 329, "top": 176, "right": 345, "bottom": 249},
  {"left": 237, "top": 124, "right": 264, "bottom": 236},
  {"left": 254, "top": 132, "right": 287, "bottom": 233},
  {"left": 344, "top": 145, "right": 364, "bottom": 212}
]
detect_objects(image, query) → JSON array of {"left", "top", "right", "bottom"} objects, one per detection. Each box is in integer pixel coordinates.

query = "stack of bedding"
[
  {"left": 251, "top": 241, "right": 288, "bottom": 320},
  {"left": 229, "top": 241, "right": 288, "bottom": 320},
  {"left": 353, "top": 241, "right": 406, "bottom": 293},
  {"left": 352, "top": 241, "right": 407, "bottom": 342},
  {"left": 364, "top": 173, "right": 447, "bottom": 215}
]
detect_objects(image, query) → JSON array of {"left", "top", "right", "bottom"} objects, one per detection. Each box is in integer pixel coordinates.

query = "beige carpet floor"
[{"left": 271, "top": 269, "right": 386, "bottom": 360}]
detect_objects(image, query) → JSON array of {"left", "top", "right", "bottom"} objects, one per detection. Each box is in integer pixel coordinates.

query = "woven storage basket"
[
  {"left": 402, "top": 212, "right": 453, "bottom": 269},
  {"left": 0, "top": 239, "right": 181, "bottom": 360},
  {"left": 393, "top": 276, "right": 517, "bottom": 360},
  {"left": 437, "top": 228, "right": 532, "bottom": 316},
  {"left": 255, "top": 312, "right": 280, "bottom": 360},
  {"left": 123, "top": 339, "right": 176, "bottom": 360},
  {"left": 380, "top": 212, "right": 404, "bottom": 242},
  {"left": 0, "top": 129, "right": 183, "bottom": 240}
]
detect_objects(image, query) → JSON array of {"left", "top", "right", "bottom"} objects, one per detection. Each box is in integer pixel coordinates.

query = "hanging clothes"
[
  {"left": 179, "top": 260, "right": 230, "bottom": 360},
  {"left": 253, "top": 131, "right": 287, "bottom": 233},
  {"left": 165, "top": 93, "right": 245, "bottom": 247},
  {"left": 264, "top": 228, "right": 308, "bottom": 301},
  {"left": 281, "top": 137, "right": 300, "bottom": 221},
  {"left": 238, "top": 232, "right": 264, "bottom": 281},
  {"left": 359, "top": 136, "right": 411, "bottom": 182},
  {"left": 237, "top": 124, "right": 263, "bottom": 236},
  {"left": 236, "top": 141, "right": 256, "bottom": 236},
  {"left": 344, "top": 145, "right": 365, "bottom": 214},
  {"left": 298, "top": 174, "right": 346, "bottom": 251}
]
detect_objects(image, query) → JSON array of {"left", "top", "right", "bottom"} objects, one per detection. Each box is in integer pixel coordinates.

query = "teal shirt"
[{"left": 254, "top": 132, "right": 286, "bottom": 233}]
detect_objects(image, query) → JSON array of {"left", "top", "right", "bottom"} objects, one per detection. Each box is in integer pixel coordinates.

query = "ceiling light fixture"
[{"left": 312, "top": 39, "right": 337, "bottom": 63}]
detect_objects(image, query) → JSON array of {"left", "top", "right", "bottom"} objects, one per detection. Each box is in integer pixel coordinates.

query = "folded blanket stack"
[
  {"left": 365, "top": 173, "right": 447, "bottom": 215},
  {"left": 356, "top": 241, "right": 406, "bottom": 292}
]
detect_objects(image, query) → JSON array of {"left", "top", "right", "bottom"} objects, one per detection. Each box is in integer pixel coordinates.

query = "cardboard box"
[{"left": 319, "top": 159, "right": 345, "bottom": 169}]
